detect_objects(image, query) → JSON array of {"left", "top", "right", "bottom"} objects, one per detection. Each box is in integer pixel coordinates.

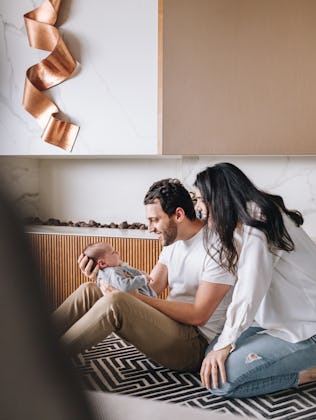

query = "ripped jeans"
[{"left": 206, "top": 327, "right": 316, "bottom": 398}]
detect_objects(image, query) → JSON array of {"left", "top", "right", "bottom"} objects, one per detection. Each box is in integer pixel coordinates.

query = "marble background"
[
  {"left": 1, "top": 1, "right": 316, "bottom": 239},
  {"left": 1, "top": 156, "right": 316, "bottom": 239},
  {"left": 0, "top": 0, "right": 157, "bottom": 155}
]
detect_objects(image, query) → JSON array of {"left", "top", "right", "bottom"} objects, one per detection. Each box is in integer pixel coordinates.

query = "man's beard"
[{"left": 161, "top": 219, "right": 178, "bottom": 246}]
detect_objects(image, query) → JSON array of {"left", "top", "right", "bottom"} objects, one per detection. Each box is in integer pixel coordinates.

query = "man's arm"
[
  {"left": 148, "top": 262, "right": 169, "bottom": 296},
  {"left": 133, "top": 280, "right": 231, "bottom": 326}
]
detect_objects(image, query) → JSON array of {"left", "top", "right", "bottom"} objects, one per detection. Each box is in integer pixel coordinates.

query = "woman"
[{"left": 194, "top": 162, "right": 316, "bottom": 398}]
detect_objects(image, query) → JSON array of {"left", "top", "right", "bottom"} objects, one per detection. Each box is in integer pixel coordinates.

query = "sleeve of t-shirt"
[
  {"left": 157, "top": 245, "right": 170, "bottom": 266},
  {"left": 201, "top": 253, "right": 236, "bottom": 286}
]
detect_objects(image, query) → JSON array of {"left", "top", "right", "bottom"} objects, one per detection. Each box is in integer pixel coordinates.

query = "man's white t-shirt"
[{"left": 158, "top": 226, "right": 236, "bottom": 342}]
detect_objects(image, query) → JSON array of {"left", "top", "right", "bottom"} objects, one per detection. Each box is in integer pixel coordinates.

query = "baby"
[{"left": 83, "top": 242, "right": 157, "bottom": 297}]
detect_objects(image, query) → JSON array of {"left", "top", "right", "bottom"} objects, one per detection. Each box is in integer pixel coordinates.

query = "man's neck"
[{"left": 177, "top": 218, "right": 205, "bottom": 241}]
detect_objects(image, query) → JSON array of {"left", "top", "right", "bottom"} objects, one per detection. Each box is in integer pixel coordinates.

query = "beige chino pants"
[{"left": 52, "top": 282, "right": 208, "bottom": 372}]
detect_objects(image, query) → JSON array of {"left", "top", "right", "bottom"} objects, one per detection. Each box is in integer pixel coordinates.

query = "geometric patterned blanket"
[{"left": 73, "top": 334, "right": 316, "bottom": 420}]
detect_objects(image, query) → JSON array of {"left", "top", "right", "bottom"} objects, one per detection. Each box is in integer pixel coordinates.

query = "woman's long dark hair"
[{"left": 194, "top": 163, "right": 303, "bottom": 274}]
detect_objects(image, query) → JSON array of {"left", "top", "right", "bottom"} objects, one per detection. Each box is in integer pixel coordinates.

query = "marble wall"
[
  {"left": 0, "top": 157, "right": 40, "bottom": 217},
  {"left": 0, "top": 0, "right": 157, "bottom": 155},
  {"left": 1, "top": 1, "right": 316, "bottom": 239},
  {"left": 1, "top": 156, "right": 316, "bottom": 239}
]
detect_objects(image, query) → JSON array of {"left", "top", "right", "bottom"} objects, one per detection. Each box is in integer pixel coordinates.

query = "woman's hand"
[
  {"left": 77, "top": 253, "right": 99, "bottom": 281},
  {"left": 200, "top": 345, "right": 232, "bottom": 389}
]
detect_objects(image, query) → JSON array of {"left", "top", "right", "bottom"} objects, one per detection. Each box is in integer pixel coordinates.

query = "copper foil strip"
[{"left": 23, "top": 0, "right": 79, "bottom": 152}]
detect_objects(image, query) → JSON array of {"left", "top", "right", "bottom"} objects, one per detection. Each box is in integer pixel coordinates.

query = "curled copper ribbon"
[{"left": 23, "top": 0, "right": 79, "bottom": 152}]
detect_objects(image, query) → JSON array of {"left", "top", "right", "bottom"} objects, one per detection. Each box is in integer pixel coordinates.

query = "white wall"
[
  {"left": 2, "top": 156, "right": 316, "bottom": 238},
  {"left": 38, "top": 157, "right": 182, "bottom": 224}
]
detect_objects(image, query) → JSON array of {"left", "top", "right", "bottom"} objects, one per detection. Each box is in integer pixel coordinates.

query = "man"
[{"left": 53, "top": 179, "right": 235, "bottom": 372}]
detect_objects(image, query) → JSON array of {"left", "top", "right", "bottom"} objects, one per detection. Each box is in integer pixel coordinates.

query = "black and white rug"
[{"left": 73, "top": 333, "right": 316, "bottom": 420}]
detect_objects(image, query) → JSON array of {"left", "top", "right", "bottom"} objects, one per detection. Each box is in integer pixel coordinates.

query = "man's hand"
[
  {"left": 101, "top": 284, "right": 120, "bottom": 294},
  {"left": 101, "top": 284, "right": 138, "bottom": 296},
  {"left": 200, "top": 345, "right": 232, "bottom": 389},
  {"left": 78, "top": 253, "right": 99, "bottom": 281},
  {"left": 142, "top": 272, "right": 153, "bottom": 284}
]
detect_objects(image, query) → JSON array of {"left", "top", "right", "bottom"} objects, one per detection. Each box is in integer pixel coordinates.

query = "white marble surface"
[
  {"left": 181, "top": 156, "right": 316, "bottom": 238},
  {"left": 25, "top": 225, "right": 157, "bottom": 239},
  {"left": 2, "top": 155, "right": 316, "bottom": 239},
  {"left": 0, "top": 0, "right": 158, "bottom": 155}
]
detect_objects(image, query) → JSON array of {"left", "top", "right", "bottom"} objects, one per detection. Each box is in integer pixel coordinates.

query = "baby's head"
[{"left": 83, "top": 242, "right": 122, "bottom": 269}]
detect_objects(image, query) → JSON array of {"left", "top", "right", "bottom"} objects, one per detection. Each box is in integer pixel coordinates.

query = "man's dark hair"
[{"left": 144, "top": 178, "right": 196, "bottom": 221}]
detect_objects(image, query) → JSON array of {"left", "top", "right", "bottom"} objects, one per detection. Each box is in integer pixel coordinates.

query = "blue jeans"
[{"left": 206, "top": 327, "right": 316, "bottom": 398}]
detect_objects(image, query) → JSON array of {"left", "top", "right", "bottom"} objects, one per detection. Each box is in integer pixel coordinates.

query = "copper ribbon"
[{"left": 23, "top": 0, "right": 79, "bottom": 152}]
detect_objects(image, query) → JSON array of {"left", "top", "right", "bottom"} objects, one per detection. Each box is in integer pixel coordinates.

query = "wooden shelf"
[{"left": 28, "top": 233, "right": 163, "bottom": 310}]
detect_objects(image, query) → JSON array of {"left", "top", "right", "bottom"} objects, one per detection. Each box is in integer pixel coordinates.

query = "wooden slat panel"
[{"left": 27, "top": 233, "right": 165, "bottom": 309}]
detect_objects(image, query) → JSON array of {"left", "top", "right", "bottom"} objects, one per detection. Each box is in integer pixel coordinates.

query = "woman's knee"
[{"left": 208, "top": 384, "right": 236, "bottom": 398}]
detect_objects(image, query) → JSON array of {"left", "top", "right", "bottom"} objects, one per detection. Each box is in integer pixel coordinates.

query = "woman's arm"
[
  {"left": 200, "top": 227, "right": 274, "bottom": 389},
  {"left": 213, "top": 227, "right": 273, "bottom": 351}
]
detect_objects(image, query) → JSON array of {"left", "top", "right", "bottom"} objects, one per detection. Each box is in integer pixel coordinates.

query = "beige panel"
[
  {"left": 160, "top": 0, "right": 316, "bottom": 154},
  {"left": 28, "top": 234, "right": 164, "bottom": 310}
]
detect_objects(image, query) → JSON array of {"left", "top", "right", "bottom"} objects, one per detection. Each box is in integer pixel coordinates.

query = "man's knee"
[
  {"left": 76, "top": 282, "right": 103, "bottom": 309},
  {"left": 92, "top": 291, "right": 130, "bottom": 328},
  {"left": 98, "top": 290, "right": 129, "bottom": 306},
  {"left": 76, "top": 281, "right": 99, "bottom": 296},
  {"left": 78, "top": 283, "right": 128, "bottom": 304}
]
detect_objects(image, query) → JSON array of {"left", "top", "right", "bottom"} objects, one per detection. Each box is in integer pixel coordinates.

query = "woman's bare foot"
[{"left": 298, "top": 367, "right": 316, "bottom": 385}]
